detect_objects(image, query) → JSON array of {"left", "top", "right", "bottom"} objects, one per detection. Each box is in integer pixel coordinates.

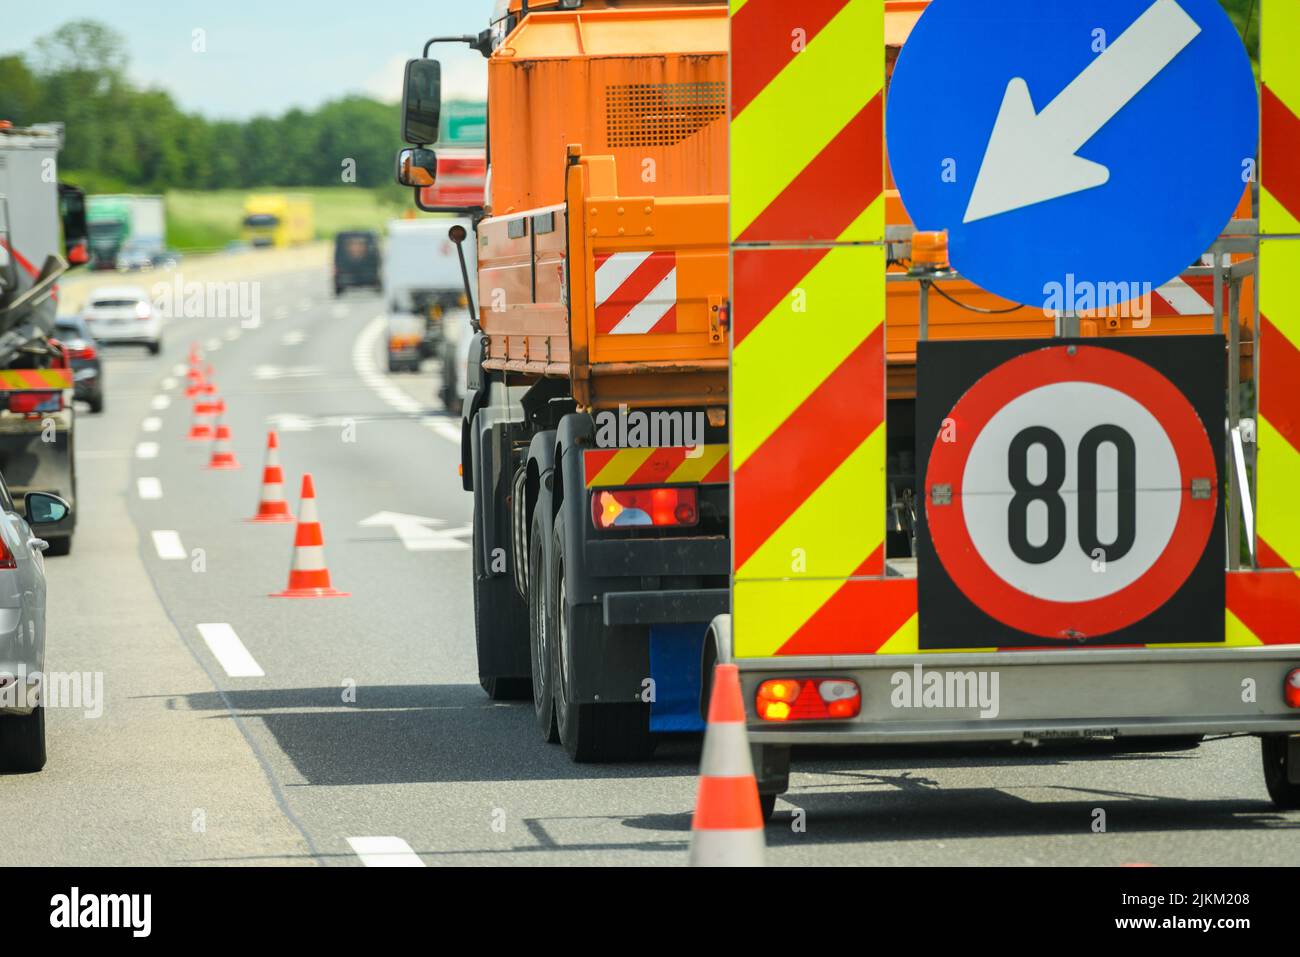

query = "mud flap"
[{"left": 649, "top": 623, "right": 707, "bottom": 732}]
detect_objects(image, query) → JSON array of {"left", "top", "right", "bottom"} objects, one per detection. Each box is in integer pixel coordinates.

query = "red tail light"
[
  {"left": 7, "top": 391, "right": 61, "bottom": 415},
  {"left": 1285, "top": 670, "right": 1300, "bottom": 709},
  {"left": 591, "top": 487, "right": 698, "bottom": 530},
  {"left": 0, "top": 532, "right": 15, "bottom": 570},
  {"left": 756, "top": 678, "right": 861, "bottom": 722},
  {"left": 68, "top": 345, "right": 97, "bottom": 361}
]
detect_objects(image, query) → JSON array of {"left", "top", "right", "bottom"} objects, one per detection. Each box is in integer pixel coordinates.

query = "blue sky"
[{"left": 8, "top": 0, "right": 497, "bottom": 119}]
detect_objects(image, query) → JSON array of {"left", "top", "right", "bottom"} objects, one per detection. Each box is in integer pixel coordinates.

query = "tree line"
[{"left": 0, "top": 20, "right": 418, "bottom": 192}]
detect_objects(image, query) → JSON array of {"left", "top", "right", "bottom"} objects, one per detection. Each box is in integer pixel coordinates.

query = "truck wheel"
[
  {"left": 471, "top": 489, "right": 531, "bottom": 701},
  {"left": 44, "top": 536, "right": 72, "bottom": 557},
  {"left": 147, "top": 341, "right": 161, "bottom": 356},
  {"left": 528, "top": 487, "right": 558, "bottom": 742},
  {"left": 551, "top": 517, "right": 654, "bottom": 762},
  {"left": 1261, "top": 735, "right": 1300, "bottom": 809},
  {"left": 88, "top": 394, "right": 105, "bottom": 414},
  {"left": 0, "top": 707, "right": 46, "bottom": 772}
]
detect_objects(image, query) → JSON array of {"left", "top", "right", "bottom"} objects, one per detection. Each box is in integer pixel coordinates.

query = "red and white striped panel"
[
  {"left": 594, "top": 250, "right": 678, "bottom": 335},
  {"left": 1152, "top": 276, "right": 1215, "bottom": 316}
]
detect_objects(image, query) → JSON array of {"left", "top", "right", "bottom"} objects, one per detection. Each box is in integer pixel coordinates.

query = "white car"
[
  {"left": 0, "top": 476, "right": 71, "bottom": 772},
  {"left": 82, "top": 286, "right": 162, "bottom": 355}
]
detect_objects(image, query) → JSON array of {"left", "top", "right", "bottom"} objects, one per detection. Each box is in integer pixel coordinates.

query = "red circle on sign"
[{"left": 926, "top": 345, "right": 1217, "bottom": 640}]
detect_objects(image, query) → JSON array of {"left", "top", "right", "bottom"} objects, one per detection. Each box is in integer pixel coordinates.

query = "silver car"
[{"left": 0, "top": 476, "right": 71, "bottom": 772}]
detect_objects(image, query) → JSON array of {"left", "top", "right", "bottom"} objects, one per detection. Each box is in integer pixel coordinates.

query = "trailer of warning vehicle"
[{"left": 712, "top": 0, "right": 1300, "bottom": 818}]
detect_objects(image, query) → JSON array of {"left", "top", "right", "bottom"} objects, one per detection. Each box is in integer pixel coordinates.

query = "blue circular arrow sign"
[{"left": 886, "top": 0, "right": 1258, "bottom": 307}]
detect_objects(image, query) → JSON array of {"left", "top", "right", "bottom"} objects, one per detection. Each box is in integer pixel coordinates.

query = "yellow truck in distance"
[{"left": 241, "top": 195, "right": 314, "bottom": 248}]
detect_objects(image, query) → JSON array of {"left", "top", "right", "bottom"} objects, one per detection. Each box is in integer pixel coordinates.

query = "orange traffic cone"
[
  {"left": 205, "top": 418, "right": 240, "bottom": 470},
  {"left": 270, "top": 474, "right": 349, "bottom": 598},
  {"left": 203, "top": 364, "right": 217, "bottom": 396},
  {"left": 688, "top": 663, "right": 765, "bottom": 867},
  {"left": 187, "top": 397, "right": 217, "bottom": 441},
  {"left": 247, "top": 431, "right": 294, "bottom": 523}
]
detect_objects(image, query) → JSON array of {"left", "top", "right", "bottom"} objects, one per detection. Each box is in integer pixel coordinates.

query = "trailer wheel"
[
  {"left": 471, "top": 492, "right": 531, "bottom": 701},
  {"left": 551, "top": 517, "right": 654, "bottom": 762},
  {"left": 1261, "top": 735, "right": 1300, "bottom": 809},
  {"left": 528, "top": 486, "right": 558, "bottom": 742},
  {"left": 0, "top": 707, "right": 46, "bottom": 772}
]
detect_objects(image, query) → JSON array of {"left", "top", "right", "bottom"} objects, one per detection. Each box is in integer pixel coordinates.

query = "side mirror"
[
  {"left": 401, "top": 58, "right": 442, "bottom": 145},
  {"left": 25, "top": 492, "right": 70, "bottom": 528},
  {"left": 395, "top": 147, "right": 437, "bottom": 188}
]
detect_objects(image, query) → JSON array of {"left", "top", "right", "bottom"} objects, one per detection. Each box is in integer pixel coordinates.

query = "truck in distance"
[{"left": 241, "top": 194, "right": 315, "bottom": 248}]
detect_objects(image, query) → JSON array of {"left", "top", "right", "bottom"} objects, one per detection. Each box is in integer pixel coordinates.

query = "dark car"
[
  {"left": 334, "top": 230, "right": 381, "bottom": 296},
  {"left": 53, "top": 316, "right": 104, "bottom": 413}
]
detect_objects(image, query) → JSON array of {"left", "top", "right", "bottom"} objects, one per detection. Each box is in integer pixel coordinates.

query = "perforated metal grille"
[{"left": 605, "top": 82, "right": 726, "bottom": 148}]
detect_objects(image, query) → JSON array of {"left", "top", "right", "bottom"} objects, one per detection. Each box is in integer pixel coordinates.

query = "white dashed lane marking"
[
  {"left": 347, "top": 837, "right": 425, "bottom": 867},
  {"left": 197, "top": 623, "right": 265, "bottom": 678},
  {"left": 137, "top": 478, "right": 163, "bottom": 500},
  {"left": 151, "top": 530, "right": 186, "bottom": 560}
]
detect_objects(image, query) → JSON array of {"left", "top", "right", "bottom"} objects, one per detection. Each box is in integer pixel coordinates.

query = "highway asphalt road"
[{"left": 4, "top": 249, "right": 1299, "bottom": 866}]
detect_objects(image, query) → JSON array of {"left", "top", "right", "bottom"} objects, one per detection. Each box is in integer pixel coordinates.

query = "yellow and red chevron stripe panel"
[
  {"left": 730, "top": 0, "right": 884, "bottom": 244},
  {"left": 1257, "top": 0, "right": 1300, "bottom": 572},
  {"left": 1261, "top": 0, "right": 1300, "bottom": 236},
  {"left": 0, "top": 368, "right": 72, "bottom": 390},
  {"left": 584, "top": 445, "right": 729, "bottom": 489},
  {"left": 731, "top": 0, "right": 888, "bottom": 659}
]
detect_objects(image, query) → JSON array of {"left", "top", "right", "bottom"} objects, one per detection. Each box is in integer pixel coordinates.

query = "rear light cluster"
[
  {"left": 756, "top": 678, "right": 861, "bottom": 722},
  {"left": 1285, "top": 670, "right": 1300, "bottom": 709},
  {"left": 7, "top": 392, "right": 62, "bottom": 415},
  {"left": 591, "top": 487, "right": 698, "bottom": 530},
  {"left": 0, "top": 533, "right": 14, "bottom": 570},
  {"left": 67, "top": 343, "right": 97, "bottom": 361}
]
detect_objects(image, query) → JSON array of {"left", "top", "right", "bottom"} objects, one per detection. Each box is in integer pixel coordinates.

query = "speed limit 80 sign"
[{"left": 917, "top": 338, "right": 1224, "bottom": 649}]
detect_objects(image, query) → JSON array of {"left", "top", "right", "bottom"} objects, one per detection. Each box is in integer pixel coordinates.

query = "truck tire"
[
  {"left": 471, "top": 488, "right": 531, "bottom": 701},
  {"left": 528, "top": 486, "right": 558, "bottom": 742},
  {"left": 0, "top": 707, "right": 46, "bottom": 772},
  {"left": 551, "top": 516, "right": 654, "bottom": 762},
  {"left": 1261, "top": 735, "right": 1300, "bottom": 809},
  {"left": 45, "top": 536, "right": 72, "bottom": 557}
]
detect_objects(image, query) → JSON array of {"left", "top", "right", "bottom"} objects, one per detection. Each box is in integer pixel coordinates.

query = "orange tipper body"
[{"left": 477, "top": 1, "right": 729, "bottom": 409}]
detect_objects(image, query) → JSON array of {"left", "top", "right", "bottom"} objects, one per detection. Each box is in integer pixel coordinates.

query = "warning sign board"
[{"left": 917, "top": 337, "right": 1223, "bottom": 648}]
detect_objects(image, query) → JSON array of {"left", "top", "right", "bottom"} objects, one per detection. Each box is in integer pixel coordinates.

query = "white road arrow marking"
[
  {"left": 358, "top": 511, "right": 471, "bottom": 551},
  {"left": 963, "top": 0, "right": 1201, "bottom": 224}
]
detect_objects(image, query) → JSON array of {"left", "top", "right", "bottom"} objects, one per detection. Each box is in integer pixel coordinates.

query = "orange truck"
[{"left": 396, "top": 0, "right": 728, "bottom": 760}]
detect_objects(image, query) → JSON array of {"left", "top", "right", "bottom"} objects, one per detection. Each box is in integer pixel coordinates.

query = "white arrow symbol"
[
  {"left": 963, "top": 0, "right": 1201, "bottom": 224},
  {"left": 359, "top": 511, "right": 471, "bottom": 551}
]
